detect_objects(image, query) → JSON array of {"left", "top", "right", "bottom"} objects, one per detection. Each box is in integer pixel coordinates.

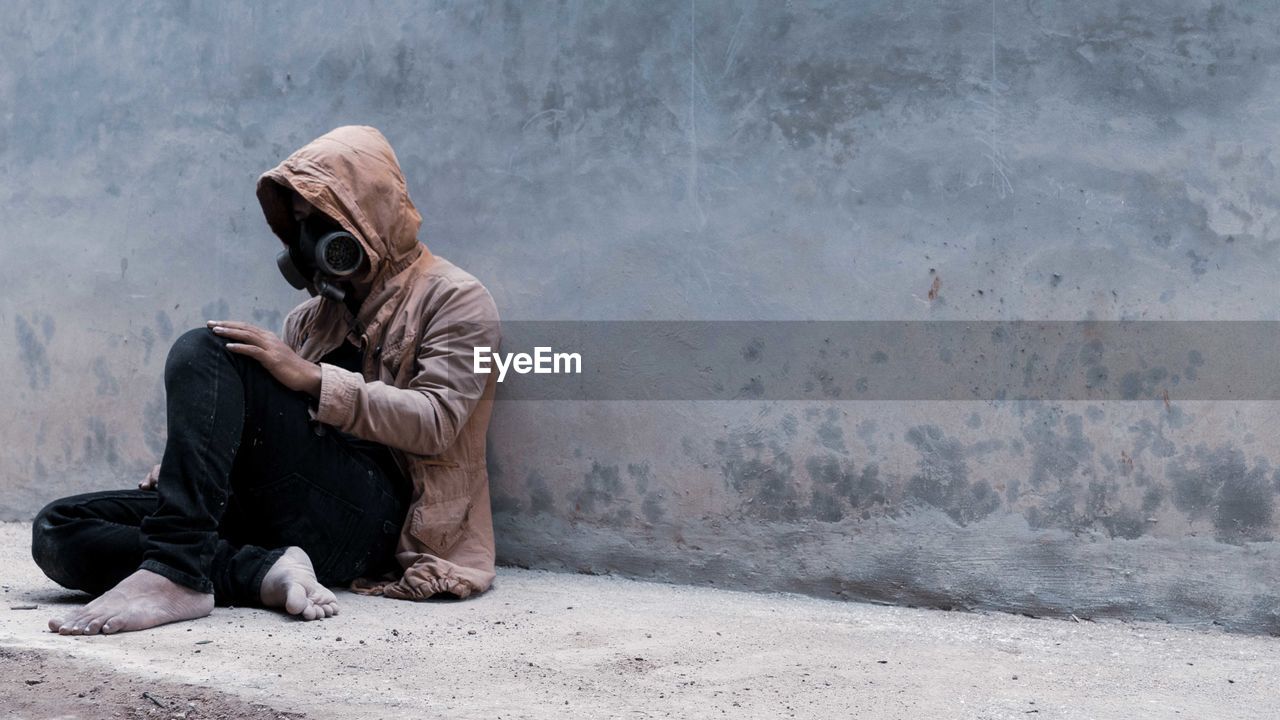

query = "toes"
[
  {"left": 56, "top": 614, "right": 86, "bottom": 635},
  {"left": 284, "top": 583, "right": 309, "bottom": 615},
  {"left": 101, "top": 615, "right": 124, "bottom": 634},
  {"left": 84, "top": 617, "right": 107, "bottom": 635},
  {"left": 307, "top": 585, "right": 336, "bottom": 603},
  {"left": 48, "top": 617, "right": 64, "bottom": 633}
]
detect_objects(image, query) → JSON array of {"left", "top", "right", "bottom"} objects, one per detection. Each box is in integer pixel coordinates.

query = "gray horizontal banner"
[{"left": 479, "top": 321, "right": 1280, "bottom": 401}]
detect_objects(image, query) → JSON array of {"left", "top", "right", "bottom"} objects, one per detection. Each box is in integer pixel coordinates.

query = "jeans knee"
[
  {"left": 164, "top": 326, "right": 224, "bottom": 378},
  {"left": 30, "top": 501, "right": 72, "bottom": 586}
]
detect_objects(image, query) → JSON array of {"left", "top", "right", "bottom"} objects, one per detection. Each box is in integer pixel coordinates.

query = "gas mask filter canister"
[{"left": 276, "top": 214, "right": 366, "bottom": 303}]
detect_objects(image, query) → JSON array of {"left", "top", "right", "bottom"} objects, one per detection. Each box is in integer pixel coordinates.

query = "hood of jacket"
[{"left": 256, "top": 125, "right": 426, "bottom": 297}]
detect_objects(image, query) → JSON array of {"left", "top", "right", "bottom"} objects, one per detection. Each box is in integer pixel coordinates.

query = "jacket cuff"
[{"left": 316, "top": 362, "right": 361, "bottom": 429}]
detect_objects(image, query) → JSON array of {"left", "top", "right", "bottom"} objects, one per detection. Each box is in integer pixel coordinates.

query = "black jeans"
[{"left": 30, "top": 326, "right": 408, "bottom": 607}]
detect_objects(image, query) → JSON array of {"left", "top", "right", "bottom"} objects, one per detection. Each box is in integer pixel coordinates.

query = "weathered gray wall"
[{"left": 3, "top": 2, "right": 1278, "bottom": 633}]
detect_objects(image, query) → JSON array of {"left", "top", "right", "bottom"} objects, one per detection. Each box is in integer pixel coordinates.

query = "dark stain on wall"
[
  {"left": 857, "top": 419, "right": 877, "bottom": 440},
  {"left": 1005, "top": 478, "right": 1021, "bottom": 504},
  {"left": 490, "top": 492, "right": 521, "bottom": 515},
  {"left": 15, "top": 314, "right": 51, "bottom": 390},
  {"left": 526, "top": 471, "right": 553, "bottom": 515},
  {"left": 627, "top": 463, "right": 650, "bottom": 495},
  {"left": 737, "top": 376, "right": 765, "bottom": 399},
  {"left": 1086, "top": 479, "right": 1146, "bottom": 539},
  {"left": 140, "top": 326, "right": 156, "bottom": 364},
  {"left": 714, "top": 427, "right": 799, "bottom": 521},
  {"left": 804, "top": 365, "right": 843, "bottom": 398},
  {"left": 252, "top": 307, "right": 283, "bottom": 334},
  {"left": 641, "top": 493, "right": 665, "bottom": 524},
  {"left": 1119, "top": 367, "right": 1169, "bottom": 401},
  {"left": 81, "top": 417, "right": 120, "bottom": 468},
  {"left": 904, "top": 424, "right": 999, "bottom": 525},
  {"left": 1169, "top": 444, "right": 1275, "bottom": 543},
  {"left": 1185, "top": 349, "right": 1204, "bottom": 380},
  {"left": 155, "top": 310, "right": 174, "bottom": 341},
  {"left": 627, "top": 463, "right": 665, "bottom": 523},
  {"left": 1141, "top": 485, "right": 1164, "bottom": 514},
  {"left": 806, "top": 454, "right": 886, "bottom": 523},
  {"left": 1245, "top": 594, "right": 1280, "bottom": 636},
  {"left": 816, "top": 407, "right": 846, "bottom": 453},
  {"left": 1080, "top": 339, "right": 1108, "bottom": 388},
  {"left": 91, "top": 356, "right": 119, "bottom": 396},
  {"left": 779, "top": 414, "right": 799, "bottom": 438},
  {"left": 142, "top": 385, "right": 167, "bottom": 458},
  {"left": 574, "top": 462, "right": 622, "bottom": 517},
  {"left": 1023, "top": 409, "right": 1093, "bottom": 488},
  {"left": 486, "top": 444, "right": 523, "bottom": 515},
  {"left": 1127, "top": 419, "right": 1177, "bottom": 458},
  {"left": 201, "top": 298, "right": 230, "bottom": 322},
  {"left": 1215, "top": 466, "right": 1274, "bottom": 543}
]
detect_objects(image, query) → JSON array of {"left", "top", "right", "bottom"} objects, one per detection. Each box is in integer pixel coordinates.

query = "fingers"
[
  {"left": 224, "top": 343, "right": 266, "bottom": 359},
  {"left": 206, "top": 319, "right": 263, "bottom": 331},
  {"left": 206, "top": 320, "right": 273, "bottom": 340},
  {"left": 209, "top": 325, "right": 266, "bottom": 345},
  {"left": 140, "top": 463, "right": 160, "bottom": 490}
]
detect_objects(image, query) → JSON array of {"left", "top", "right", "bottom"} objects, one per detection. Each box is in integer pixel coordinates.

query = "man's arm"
[{"left": 313, "top": 279, "right": 500, "bottom": 457}]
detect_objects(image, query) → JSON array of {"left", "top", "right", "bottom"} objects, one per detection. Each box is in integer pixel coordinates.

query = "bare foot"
[
  {"left": 259, "top": 547, "right": 339, "bottom": 621},
  {"left": 48, "top": 569, "right": 214, "bottom": 635}
]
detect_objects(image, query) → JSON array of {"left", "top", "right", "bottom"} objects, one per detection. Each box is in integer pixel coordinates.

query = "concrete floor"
[{"left": 0, "top": 522, "right": 1275, "bottom": 719}]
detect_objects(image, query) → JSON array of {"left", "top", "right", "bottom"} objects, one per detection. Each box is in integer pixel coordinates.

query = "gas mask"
[{"left": 276, "top": 213, "right": 366, "bottom": 303}]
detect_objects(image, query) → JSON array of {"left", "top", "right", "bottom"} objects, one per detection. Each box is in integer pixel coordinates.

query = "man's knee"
[
  {"left": 164, "top": 326, "right": 226, "bottom": 378},
  {"left": 30, "top": 499, "right": 74, "bottom": 587}
]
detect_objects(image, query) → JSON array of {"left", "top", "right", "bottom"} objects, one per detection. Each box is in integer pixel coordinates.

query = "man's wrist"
[{"left": 302, "top": 362, "right": 323, "bottom": 398}]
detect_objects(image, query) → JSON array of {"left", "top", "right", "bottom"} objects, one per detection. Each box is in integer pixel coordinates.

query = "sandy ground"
[
  {"left": 3, "top": 644, "right": 309, "bottom": 719},
  {"left": 0, "top": 522, "right": 1275, "bottom": 719}
]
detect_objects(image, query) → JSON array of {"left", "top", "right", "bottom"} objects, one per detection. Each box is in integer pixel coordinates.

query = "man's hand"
[
  {"left": 206, "top": 320, "right": 322, "bottom": 397},
  {"left": 139, "top": 463, "right": 160, "bottom": 491}
]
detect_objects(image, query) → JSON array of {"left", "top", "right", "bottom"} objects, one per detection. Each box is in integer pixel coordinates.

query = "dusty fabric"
[{"left": 255, "top": 126, "right": 501, "bottom": 599}]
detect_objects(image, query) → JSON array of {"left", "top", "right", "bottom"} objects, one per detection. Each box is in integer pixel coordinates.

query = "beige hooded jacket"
[{"left": 255, "top": 126, "right": 501, "bottom": 600}]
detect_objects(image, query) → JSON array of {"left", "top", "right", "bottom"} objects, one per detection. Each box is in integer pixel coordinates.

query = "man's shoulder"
[
  {"left": 284, "top": 296, "right": 324, "bottom": 324},
  {"left": 420, "top": 254, "right": 486, "bottom": 288},
  {"left": 413, "top": 254, "right": 499, "bottom": 323}
]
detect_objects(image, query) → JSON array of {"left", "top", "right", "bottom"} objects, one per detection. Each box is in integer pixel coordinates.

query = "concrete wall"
[{"left": 3, "top": 1, "right": 1278, "bottom": 633}]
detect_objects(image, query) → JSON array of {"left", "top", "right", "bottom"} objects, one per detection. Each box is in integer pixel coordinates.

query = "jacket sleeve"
[
  {"left": 280, "top": 300, "right": 316, "bottom": 350},
  {"left": 313, "top": 279, "right": 501, "bottom": 457}
]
